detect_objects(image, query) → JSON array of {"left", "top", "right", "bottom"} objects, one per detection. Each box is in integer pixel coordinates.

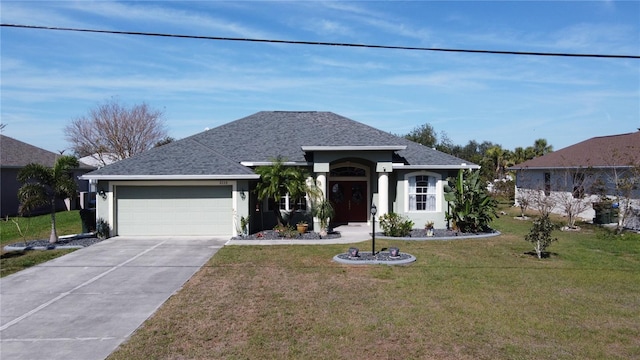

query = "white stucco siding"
[{"left": 116, "top": 185, "right": 233, "bottom": 236}]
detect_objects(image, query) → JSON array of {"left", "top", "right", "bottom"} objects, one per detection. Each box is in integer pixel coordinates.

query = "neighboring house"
[
  {"left": 79, "top": 153, "right": 119, "bottom": 169},
  {"left": 0, "top": 134, "right": 96, "bottom": 217},
  {"left": 510, "top": 131, "right": 640, "bottom": 229},
  {"left": 81, "top": 111, "right": 478, "bottom": 237}
]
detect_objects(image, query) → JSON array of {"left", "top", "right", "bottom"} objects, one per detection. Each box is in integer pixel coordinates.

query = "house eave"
[
  {"left": 510, "top": 165, "right": 635, "bottom": 171},
  {"left": 240, "top": 161, "right": 311, "bottom": 167},
  {"left": 394, "top": 164, "right": 481, "bottom": 170},
  {"left": 301, "top": 145, "right": 407, "bottom": 151},
  {"left": 79, "top": 174, "right": 260, "bottom": 181}
]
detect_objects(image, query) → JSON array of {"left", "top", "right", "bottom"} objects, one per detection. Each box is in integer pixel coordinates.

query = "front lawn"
[
  {"left": 108, "top": 209, "right": 640, "bottom": 360},
  {"left": 1, "top": 210, "right": 83, "bottom": 246},
  {"left": 1, "top": 210, "right": 83, "bottom": 277}
]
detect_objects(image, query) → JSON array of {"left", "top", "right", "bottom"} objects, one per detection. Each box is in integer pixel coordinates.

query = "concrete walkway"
[{"left": 0, "top": 236, "right": 226, "bottom": 360}]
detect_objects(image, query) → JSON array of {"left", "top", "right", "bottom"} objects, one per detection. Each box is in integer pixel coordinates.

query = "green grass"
[
  {"left": 0, "top": 249, "right": 77, "bottom": 277},
  {"left": 1, "top": 210, "right": 83, "bottom": 277},
  {"left": 108, "top": 208, "right": 640, "bottom": 360},
  {"left": 1, "top": 210, "right": 83, "bottom": 246}
]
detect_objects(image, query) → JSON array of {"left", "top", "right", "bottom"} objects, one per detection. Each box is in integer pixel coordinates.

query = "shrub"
[
  {"left": 96, "top": 218, "right": 110, "bottom": 239},
  {"left": 379, "top": 213, "right": 414, "bottom": 237},
  {"left": 491, "top": 178, "right": 515, "bottom": 202},
  {"left": 524, "top": 214, "right": 557, "bottom": 259},
  {"left": 79, "top": 209, "right": 96, "bottom": 232},
  {"left": 273, "top": 224, "right": 297, "bottom": 238}
]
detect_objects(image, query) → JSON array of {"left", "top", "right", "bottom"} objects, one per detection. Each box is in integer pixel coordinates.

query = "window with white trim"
[
  {"left": 408, "top": 175, "right": 437, "bottom": 211},
  {"left": 266, "top": 194, "right": 308, "bottom": 212}
]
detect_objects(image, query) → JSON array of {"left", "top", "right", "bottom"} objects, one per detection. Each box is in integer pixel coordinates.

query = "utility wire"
[{"left": 2, "top": 23, "right": 639, "bottom": 59}]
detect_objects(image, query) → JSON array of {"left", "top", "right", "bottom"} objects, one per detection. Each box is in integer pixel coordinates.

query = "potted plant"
[
  {"left": 311, "top": 199, "right": 334, "bottom": 237},
  {"left": 240, "top": 215, "right": 250, "bottom": 236},
  {"left": 296, "top": 220, "right": 308, "bottom": 234},
  {"left": 425, "top": 221, "right": 434, "bottom": 237}
]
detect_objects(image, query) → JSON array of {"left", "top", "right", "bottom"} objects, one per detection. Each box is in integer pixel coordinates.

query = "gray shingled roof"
[
  {"left": 85, "top": 111, "right": 476, "bottom": 178},
  {"left": 510, "top": 131, "right": 640, "bottom": 170},
  {"left": 85, "top": 137, "right": 257, "bottom": 177},
  {"left": 1, "top": 134, "right": 94, "bottom": 169}
]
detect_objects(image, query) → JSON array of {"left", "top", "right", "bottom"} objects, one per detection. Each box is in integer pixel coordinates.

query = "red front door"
[{"left": 329, "top": 181, "right": 368, "bottom": 224}]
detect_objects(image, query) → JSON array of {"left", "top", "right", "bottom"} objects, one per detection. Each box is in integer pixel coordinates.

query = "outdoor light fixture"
[
  {"left": 89, "top": 179, "right": 97, "bottom": 193},
  {"left": 240, "top": 188, "right": 246, "bottom": 200},
  {"left": 371, "top": 203, "right": 377, "bottom": 256},
  {"left": 98, "top": 189, "right": 107, "bottom": 200}
]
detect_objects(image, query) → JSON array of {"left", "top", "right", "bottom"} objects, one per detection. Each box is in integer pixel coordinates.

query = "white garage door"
[{"left": 116, "top": 186, "right": 232, "bottom": 236}]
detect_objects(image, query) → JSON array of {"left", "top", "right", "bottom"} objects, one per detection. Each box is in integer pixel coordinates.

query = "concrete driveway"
[{"left": 0, "top": 236, "right": 226, "bottom": 360}]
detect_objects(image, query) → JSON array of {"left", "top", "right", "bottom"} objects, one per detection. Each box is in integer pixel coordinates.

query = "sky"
[{"left": 1, "top": 1, "right": 639, "bottom": 154}]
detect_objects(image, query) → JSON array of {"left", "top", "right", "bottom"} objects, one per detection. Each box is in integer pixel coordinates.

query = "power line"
[{"left": 3, "top": 23, "right": 639, "bottom": 59}]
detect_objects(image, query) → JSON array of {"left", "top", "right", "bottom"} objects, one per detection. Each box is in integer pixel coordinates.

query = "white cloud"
[
  {"left": 303, "top": 18, "right": 355, "bottom": 37},
  {"left": 551, "top": 23, "right": 638, "bottom": 54}
]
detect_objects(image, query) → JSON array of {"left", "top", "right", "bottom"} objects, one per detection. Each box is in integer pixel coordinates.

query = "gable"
[
  {"left": 1, "top": 134, "right": 62, "bottom": 168},
  {"left": 0, "top": 134, "right": 94, "bottom": 169}
]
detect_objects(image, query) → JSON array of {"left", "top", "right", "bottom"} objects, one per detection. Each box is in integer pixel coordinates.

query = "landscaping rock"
[
  {"left": 232, "top": 230, "right": 341, "bottom": 240},
  {"left": 3, "top": 234, "right": 103, "bottom": 251}
]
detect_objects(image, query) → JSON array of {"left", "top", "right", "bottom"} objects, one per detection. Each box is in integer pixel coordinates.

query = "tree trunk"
[
  {"left": 49, "top": 199, "right": 58, "bottom": 244},
  {"left": 273, "top": 202, "right": 284, "bottom": 227}
]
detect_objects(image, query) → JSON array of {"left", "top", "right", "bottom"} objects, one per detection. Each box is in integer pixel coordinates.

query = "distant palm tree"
[
  {"left": 17, "top": 155, "right": 80, "bottom": 243},
  {"left": 485, "top": 145, "right": 512, "bottom": 179},
  {"left": 512, "top": 147, "right": 528, "bottom": 164},
  {"left": 533, "top": 138, "right": 553, "bottom": 157}
]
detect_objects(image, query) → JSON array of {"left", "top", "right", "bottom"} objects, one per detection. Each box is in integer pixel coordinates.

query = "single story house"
[
  {"left": 81, "top": 111, "right": 479, "bottom": 237},
  {"left": 0, "top": 134, "right": 95, "bottom": 217},
  {"left": 510, "top": 130, "right": 640, "bottom": 229}
]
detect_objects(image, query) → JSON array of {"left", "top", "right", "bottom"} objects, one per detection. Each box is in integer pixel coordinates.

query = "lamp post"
[{"left": 371, "top": 203, "right": 377, "bottom": 256}]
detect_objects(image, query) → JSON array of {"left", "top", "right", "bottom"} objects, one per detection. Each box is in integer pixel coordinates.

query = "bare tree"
[
  {"left": 514, "top": 170, "right": 553, "bottom": 218},
  {"left": 515, "top": 192, "right": 530, "bottom": 218},
  {"left": 599, "top": 146, "right": 640, "bottom": 233},
  {"left": 65, "top": 98, "right": 168, "bottom": 166},
  {"left": 531, "top": 188, "right": 555, "bottom": 218},
  {"left": 551, "top": 167, "right": 593, "bottom": 229},
  {"left": 612, "top": 168, "right": 640, "bottom": 232}
]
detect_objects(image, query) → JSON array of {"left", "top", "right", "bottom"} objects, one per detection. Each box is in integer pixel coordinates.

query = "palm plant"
[
  {"left": 444, "top": 169, "right": 498, "bottom": 233},
  {"left": 311, "top": 199, "right": 334, "bottom": 235},
  {"left": 255, "top": 157, "right": 318, "bottom": 226},
  {"left": 17, "top": 155, "right": 79, "bottom": 243}
]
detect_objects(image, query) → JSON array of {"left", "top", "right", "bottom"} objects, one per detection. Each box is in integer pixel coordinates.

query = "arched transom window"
[{"left": 330, "top": 166, "right": 366, "bottom": 177}]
